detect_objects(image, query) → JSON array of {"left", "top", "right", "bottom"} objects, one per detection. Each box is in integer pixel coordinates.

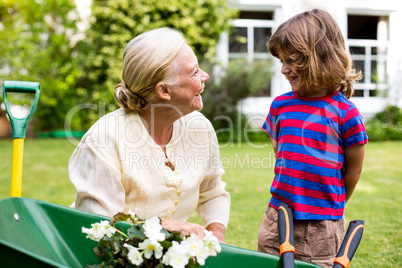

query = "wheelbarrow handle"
[
  {"left": 278, "top": 202, "right": 295, "bottom": 268},
  {"left": 2, "top": 81, "right": 40, "bottom": 139},
  {"left": 333, "top": 220, "right": 364, "bottom": 268}
]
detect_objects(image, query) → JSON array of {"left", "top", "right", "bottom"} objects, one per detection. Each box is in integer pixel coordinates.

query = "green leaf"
[
  {"left": 161, "top": 228, "right": 173, "bottom": 239},
  {"left": 100, "top": 251, "right": 113, "bottom": 262},
  {"left": 159, "top": 240, "right": 172, "bottom": 249},
  {"left": 127, "top": 224, "right": 146, "bottom": 240},
  {"left": 187, "top": 257, "right": 199, "bottom": 268},
  {"left": 110, "top": 212, "right": 132, "bottom": 226}
]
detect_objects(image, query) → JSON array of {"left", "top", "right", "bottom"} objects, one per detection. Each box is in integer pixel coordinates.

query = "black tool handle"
[
  {"left": 333, "top": 220, "right": 364, "bottom": 268},
  {"left": 278, "top": 202, "right": 295, "bottom": 268}
]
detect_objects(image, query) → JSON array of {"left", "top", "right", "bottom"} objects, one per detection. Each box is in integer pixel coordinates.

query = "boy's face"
[{"left": 278, "top": 51, "right": 306, "bottom": 94}]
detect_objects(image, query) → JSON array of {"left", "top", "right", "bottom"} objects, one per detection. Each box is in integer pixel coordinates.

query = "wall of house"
[{"left": 223, "top": 0, "right": 402, "bottom": 127}]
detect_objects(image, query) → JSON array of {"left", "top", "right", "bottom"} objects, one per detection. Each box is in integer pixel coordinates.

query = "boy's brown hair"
[{"left": 267, "top": 9, "right": 361, "bottom": 99}]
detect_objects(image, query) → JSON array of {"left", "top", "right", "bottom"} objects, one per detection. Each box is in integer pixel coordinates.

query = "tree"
[
  {"left": 0, "top": 0, "right": 81, "bottom": 131},
  {"left": 74, "top": 0, "right": 236, "bottom": 130},
  {"left": 0, "top": 0, "right": 236, "bottom": 132}
]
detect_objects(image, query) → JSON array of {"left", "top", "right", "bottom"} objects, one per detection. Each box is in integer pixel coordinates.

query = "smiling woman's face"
[{"left": 170, "top": 44, "right": 209, "bottom": 115}]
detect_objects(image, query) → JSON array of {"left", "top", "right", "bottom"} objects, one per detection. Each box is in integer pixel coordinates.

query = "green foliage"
[
  {"left": 74, "top": 0, "right": 237, "bottom": 131},
  {"left": 0, "top": 0, "right": 81, "bottom": 131},
  {"left": 373, "top": 105, "right": 402, "bottom": 125},
  {"left": 0, "top": 0, "right": 236, "bottom": 132},
  {"left": 201, "top": 59, "right": 273, "bottom": 143},
  {"left": 365, "top": 105, "right": 402, "bottom": 141}
]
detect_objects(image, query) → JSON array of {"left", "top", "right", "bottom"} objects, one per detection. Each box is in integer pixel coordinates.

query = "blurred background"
[{"left": 0, "top": 0, "right": 401, "bottom": 142}]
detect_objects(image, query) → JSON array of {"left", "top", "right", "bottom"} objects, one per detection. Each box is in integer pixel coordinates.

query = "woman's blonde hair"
[
  {"left": 267, "top": 9, "right": 361, "bottom": 99},
  {"left": 114, "top": 28, "right": 186, "bottom": 111}
]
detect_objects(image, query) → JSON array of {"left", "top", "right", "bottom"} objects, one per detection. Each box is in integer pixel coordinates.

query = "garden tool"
[
  {"left": 2, "top": 80, "right": 40, "bottom": 197},
  {"left": 278, "top": 201, "right": 365, "bottom": 268},
  {"left": 333, "top": 220, "right": 364, "bottom": 268},
  {"left": 278, "top": 201, "right": 295, "bottom": 268}
]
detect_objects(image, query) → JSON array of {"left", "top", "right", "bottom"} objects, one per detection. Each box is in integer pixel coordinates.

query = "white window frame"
[
  {"left": 348, "top": 39, "right": 389, "bottom": 98},
  {"left": 346, "top": 11, "right": 390, "bottom": 100},
  {"left": 229, "top": 19, "right": 276, "bottom": 63}
]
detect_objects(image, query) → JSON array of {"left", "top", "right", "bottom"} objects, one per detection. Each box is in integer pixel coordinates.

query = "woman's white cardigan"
[{"left": 69, "top": 109, "right": 230, "bottom": 228}]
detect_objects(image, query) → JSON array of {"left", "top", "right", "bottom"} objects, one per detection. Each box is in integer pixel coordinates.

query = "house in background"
[{"left": 216, "top": 0, "right": 402, "bottom": 127}]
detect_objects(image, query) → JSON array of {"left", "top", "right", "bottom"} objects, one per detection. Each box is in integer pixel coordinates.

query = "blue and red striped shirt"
[{"left": 262, "top": 91, "right": 368, "bottom": 220}]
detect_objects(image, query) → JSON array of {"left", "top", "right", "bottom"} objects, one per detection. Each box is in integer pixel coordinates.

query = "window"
[
  {"left": 229, "top": 11, "right": 274, "bottom": 63},
  {"left": 348, "top": 14, "right": 389, "bottom": 98},
  {"left": 224, "top": 11, "right": 275, "bottom": 97}
]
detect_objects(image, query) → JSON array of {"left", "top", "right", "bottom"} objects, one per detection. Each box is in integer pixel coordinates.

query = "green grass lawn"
[{"left": 0, "top": 139, "right": 401, "bottom": 267}]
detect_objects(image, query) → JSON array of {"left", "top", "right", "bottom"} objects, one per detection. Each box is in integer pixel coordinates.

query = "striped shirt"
[{"left": 262, "top": 91, "right": 368, "bottom": 220}]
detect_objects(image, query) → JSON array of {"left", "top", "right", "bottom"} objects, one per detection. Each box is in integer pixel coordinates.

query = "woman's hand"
[
  {"left": 161, "top": 219, "right": 207, "bottom": 239},
  {"left": 161, "top": 220, "right": 227, "bottom": 244},
  {"left": 206, "top": 222, "right": 226, "bottom": 244}
]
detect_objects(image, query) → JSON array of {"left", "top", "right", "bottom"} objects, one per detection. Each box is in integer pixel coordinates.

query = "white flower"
[
  {"left": 83, "top": 215, "right": 221, "bottom": 267},
  {"left": 162, "top": 241, "right": 189, "bottom": 268},
  {"left": 82, "top": 220, "right": 116, "bottom": 242},
  {"left": 143, "top": 217, "right": 165, "bottom": 243},
  {"left": 97, "top": 220, "right": 116, "bottom": 238},
  {"left": 202, "top": 230, "right": 221, "bottom": 256},
  {"left": 139, "top": 238, "right": 163, "bottom": 259},
  {"left": 128, "top": 210, "right": 136, "bottom": 219},
  {"left": 181, "top": 234, "right": 211, "bottom": 265},
  {"left": 181, "top": 234, "right": 204, "bottom": 257},
  {"left": 123, "top": 243, "right": 143, "bottom": 266},
  {"left": 195, "top": 246, "right": 211, "bottom": 266},
  {"left": 82, "top": 227, "right": 97, "bottom": 241},
  {"left": 197, "top": 247, "right": 211, "bottom": 265}
]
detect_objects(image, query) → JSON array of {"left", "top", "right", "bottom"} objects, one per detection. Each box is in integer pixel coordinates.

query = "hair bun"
[{"left": 114, "top": 81, "right": 146, "bottom": 111}]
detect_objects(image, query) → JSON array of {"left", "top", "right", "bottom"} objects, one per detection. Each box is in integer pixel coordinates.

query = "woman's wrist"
[{"left": 206, "top": 222, "right": 226, "bottom": 243}]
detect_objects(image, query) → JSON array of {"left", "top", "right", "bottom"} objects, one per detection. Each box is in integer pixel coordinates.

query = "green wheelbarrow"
[
  {"left": 0, "top": 198, "right": 363, "bottom": 268},
  {"left": 0, "top": 197, "right": 322, "bottom": 268}
]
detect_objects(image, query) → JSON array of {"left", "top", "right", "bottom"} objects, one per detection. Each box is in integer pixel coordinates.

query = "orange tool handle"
[
  {"left": 333, "top": 220, "right": 364, "bottom": 268},
  {"left": 278, "top": 202, "right": 295, "bottom": 268}
]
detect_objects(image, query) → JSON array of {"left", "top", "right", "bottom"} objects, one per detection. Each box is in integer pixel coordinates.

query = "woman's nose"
[{"left": 201, "top": 69, "right": 209, "bottom": 81}]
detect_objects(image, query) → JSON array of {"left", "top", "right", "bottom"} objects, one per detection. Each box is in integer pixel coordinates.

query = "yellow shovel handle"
[{"left": 11, "top": 138, "right": 24, "bottom": 197}]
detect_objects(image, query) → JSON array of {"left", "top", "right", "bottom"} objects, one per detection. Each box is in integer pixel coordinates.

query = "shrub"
[
  {"left": 201, "top": 58, "right": 273, "bottom": 143},
  {"left": 365, "top": 106, "right": 402, "bottom": 141}
]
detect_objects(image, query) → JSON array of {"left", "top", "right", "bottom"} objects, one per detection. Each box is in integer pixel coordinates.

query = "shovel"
[{"left": 2, "top": 80, "right": 40, "bottom": 197}]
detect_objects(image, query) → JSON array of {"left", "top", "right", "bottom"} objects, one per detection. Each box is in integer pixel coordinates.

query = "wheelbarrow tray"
[{"left": 0, "top": 197, "right": 320, "bottom": 267}]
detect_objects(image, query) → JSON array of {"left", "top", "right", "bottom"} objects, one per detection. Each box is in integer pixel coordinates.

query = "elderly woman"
[{"left": 69, "top": 28, "right": 230, "bottom": 242}]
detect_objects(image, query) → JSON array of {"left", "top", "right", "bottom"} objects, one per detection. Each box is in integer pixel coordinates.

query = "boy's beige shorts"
[{"left": 258, "top": 205, "right": 345, "bottom": 268}]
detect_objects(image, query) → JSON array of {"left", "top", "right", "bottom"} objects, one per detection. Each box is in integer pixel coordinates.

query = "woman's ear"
[{"left": 155, "top": 82, "right": 171, "bottom": 101}]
